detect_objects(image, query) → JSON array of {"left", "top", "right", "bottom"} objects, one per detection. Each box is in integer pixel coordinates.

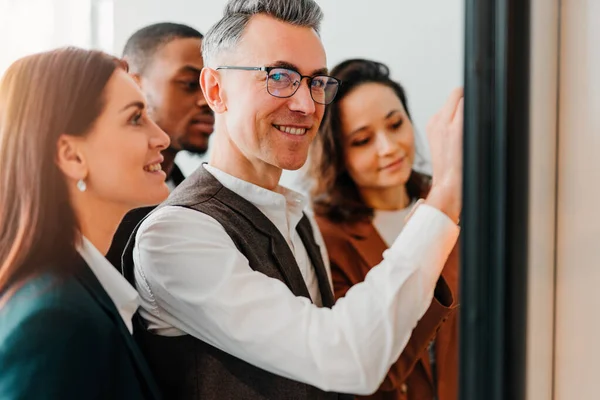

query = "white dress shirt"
[
  {"left": 77, "top": 236, "right": 139, "bottom": 333},
  {"left": 133, "top": 164, "right": 459, "bottom": 395}
]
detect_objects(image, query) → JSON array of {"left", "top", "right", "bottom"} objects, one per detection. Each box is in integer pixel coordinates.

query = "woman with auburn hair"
[
  {"left": 311, "top": 59, "right": 460, "bottom": 400},
  {"left": 0, "top": 47, "right": 169, "bottom": 399}
]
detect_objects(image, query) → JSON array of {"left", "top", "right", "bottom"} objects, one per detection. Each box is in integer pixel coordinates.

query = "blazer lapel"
[
  {"left": 343, "top": 220, "right": 389, "bottom": 271},
  {"left": 73, "top": 256, "right": 162, "bottom": 400}
]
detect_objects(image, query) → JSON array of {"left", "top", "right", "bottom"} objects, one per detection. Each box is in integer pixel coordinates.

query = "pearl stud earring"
[{"left": 77, "top": 179, "right": 87, "bottom": 192}]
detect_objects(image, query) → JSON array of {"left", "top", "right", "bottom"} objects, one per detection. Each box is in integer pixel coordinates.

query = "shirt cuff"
[{"left": 390, "top": 204, "right": 460, "bottom": 278}]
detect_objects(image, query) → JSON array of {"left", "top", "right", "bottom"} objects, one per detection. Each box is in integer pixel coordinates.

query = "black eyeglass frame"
[{"left": 215, "top": 65, "right": 341, "bottom": 105}]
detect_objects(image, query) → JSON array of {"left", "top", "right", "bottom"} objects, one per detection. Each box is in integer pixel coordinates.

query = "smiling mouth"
[
  {"left": 381, "top": 157, "right": 405, "bottom": 170},
  {"left": 273, "top": 124, "right": 308, "bottom": 136},
  {"left": 143, "top": 163, "right": 162, "bottom": 172}
]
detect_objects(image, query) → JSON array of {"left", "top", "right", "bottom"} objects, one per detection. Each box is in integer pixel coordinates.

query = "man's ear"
[
  {"left": 201, "top": 67, "right": 227, "bottom": 114},
  {"left": 56, "top": 134, "right": 88, "bottom": 183}
]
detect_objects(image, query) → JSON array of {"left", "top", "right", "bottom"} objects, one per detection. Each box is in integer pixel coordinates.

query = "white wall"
[
  {"left": 554, "top": 0, "right": 600, "bottom": 398},
  {"left": 0, "top": 0, "right": 93, "bottom": 75},
  {"left": 113, "top": 0, "right": 464, "bottom": 178}
]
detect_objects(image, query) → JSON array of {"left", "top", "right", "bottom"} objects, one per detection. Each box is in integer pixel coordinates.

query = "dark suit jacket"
[
  {"left": 316, "top": 205, "right": 460, "bottom": 400},
  {"left": 0, "top": 256, "right": 161, "bottom": 399}
]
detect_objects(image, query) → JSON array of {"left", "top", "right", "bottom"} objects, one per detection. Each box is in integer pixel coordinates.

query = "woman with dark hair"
[
  {"left": 0, "top": 47, "right": 169, "bottom": 399},
  {"left": 312, "top": 59, "right": 459, "bottom": 400}
]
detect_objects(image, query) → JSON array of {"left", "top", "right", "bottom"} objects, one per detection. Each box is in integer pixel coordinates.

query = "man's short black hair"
[{"left": 122, "top": 22, "right": 203, "bottom": 74}]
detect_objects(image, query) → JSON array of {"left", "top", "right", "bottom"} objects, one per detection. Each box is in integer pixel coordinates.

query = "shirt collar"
[
  {"left": 203, "top": 164, "right": 308, "bottom": 231},
  {"left": 77, "top": 236, "right": 139, "bottom": 333}
]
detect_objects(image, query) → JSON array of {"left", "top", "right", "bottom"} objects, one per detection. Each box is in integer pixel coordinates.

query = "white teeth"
[
  {"left": 275, "top": 125, "right": 307, "bottom": 135},
  {"left": 144, "top": 163, "right": 162, "bottom": 172}
]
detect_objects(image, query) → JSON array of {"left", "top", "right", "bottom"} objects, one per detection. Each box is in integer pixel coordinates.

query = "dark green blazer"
[{"left": 0, "top": 256, "right": 161, "bottom": 399}]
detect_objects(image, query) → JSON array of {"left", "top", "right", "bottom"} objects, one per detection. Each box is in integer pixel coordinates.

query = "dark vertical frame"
[{"left": 460, "top": 0, "right": 531, "bottom": 398}]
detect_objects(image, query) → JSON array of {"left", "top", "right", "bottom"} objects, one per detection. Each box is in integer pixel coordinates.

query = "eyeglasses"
[{"left": 215, "top": 66, "right": 341, "bottom": 105}]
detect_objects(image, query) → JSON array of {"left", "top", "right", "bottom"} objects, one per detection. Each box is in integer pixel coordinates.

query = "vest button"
[{"left": 401, "top": 383, "right": 408, "bottom": 393}]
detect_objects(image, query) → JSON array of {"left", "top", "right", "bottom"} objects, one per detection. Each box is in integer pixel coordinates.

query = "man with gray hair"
[{"left": 124, "top": 0, "right": 464, "bottom": 399}]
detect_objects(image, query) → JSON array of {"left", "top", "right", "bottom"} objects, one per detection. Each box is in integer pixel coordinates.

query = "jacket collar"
[{"left": 73, "top": 255, "right": 162, "bottom": 399}]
